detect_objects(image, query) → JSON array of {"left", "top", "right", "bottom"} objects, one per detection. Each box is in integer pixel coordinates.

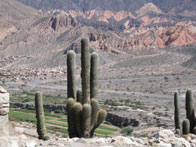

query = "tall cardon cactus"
[
  {"left": 174, "top": 92, "right": 181, "bottom": 131},
  {"left": 67, "top": 38, "right": 107, "bottom": 138},
  {"left": 186, "top": 89, "right": 195, "bottom": 133}
]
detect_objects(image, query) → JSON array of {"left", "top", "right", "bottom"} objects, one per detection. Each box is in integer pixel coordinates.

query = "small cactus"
[
  {"left": 35, "top": 92, "right": 49, "bottom": 140},
  {"left": 182, "top": 119, "right": 190, "bottom": 135},
  {"left": 174, "top": 92, "right": 181, "bottom": 130}
]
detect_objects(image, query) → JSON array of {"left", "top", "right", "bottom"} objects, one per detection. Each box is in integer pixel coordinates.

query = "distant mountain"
[
  {"left": 17, "top": 0, "right": 148, "bottom": 12},
  {"left": 0, "top": 0, "right": 196, "bottom": 69}
]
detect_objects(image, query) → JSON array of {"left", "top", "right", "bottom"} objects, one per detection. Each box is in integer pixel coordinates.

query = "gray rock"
[
  {"left": 111, "top": 136, "right": 143, "bottom": 146},
  {"left": 156, "top": 129, "right": 175, "bottom": 139},
  {"left": 25, "top": 140, "right": 37, "bottom": 147},
  {"left": 158, "top": 142, "right": 172, "bottom": 147},
  {"left": 171, "top": 142, "right": 183, "bottom": 147},
  {"left": 9, "top": 140, "right": 19, "bottom": 147},
  {"left": 130, "top": 136, "right": 146, "bottom": 145},
  {"left": 76, "top": 138, "right": 88, "bottom": 144},
  {"left": 175, "top": 138, "right": 190, "bottom": 147},
  {"left": 0, "top": 86, "right": 7, "bottom": 93}
]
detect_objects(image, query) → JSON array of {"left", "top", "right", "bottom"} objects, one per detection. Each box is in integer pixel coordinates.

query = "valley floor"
[{"left": 1, "top": 48, "right": 196, "bottom": 132}]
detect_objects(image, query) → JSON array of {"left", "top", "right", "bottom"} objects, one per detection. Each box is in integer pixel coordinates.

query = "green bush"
[{"left": 120, "top": 127, "right": 133, "bottom": 135}]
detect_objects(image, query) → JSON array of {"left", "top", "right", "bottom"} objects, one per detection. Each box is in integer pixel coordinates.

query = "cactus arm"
[
  {"left": 90, "top": 98, "right": 99, "bottom": 129},
  {"left": 81, "top": 39, "right": 90, "bottom": 104},
  {"left": 182, "top": 119, "right": 190, "bottom": 135},
  {"left": 73, "top": 102, "right": 82, "bottom": 137},
  {"left": 82, "top": 104, "right": 91, "bottom": 137},
  {"left": 67, "top": 50, "right": 76, "bottom": 99},
  {"left": 90, "top": 52, "right": 98, "bottom": 99},
  {"left": 67, "top": 98, "right": 77, "bottom": 138},
  {"left": 90, "top": 109, "right": 107, "bottom": 137}
]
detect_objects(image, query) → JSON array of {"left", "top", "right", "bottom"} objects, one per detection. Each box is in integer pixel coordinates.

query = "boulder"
[{"left": 111, "top": 136, "right": 143, "bottom": 146}]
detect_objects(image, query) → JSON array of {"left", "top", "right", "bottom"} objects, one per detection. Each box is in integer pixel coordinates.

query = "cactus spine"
[
  {"left": 182, "top": 119, "right": 190, "bottom": 135},
  {"left": 35, "top": 92, "right": 49, "bottom": 140},
  {"left": 67, "top": 51, "right": 76, "bottom": 99},
  {"left": 174, "top": 92, "right": 181, "bottom": 130},
  {"left": 67, "top": 39, "right": 107, "bottom": 138},
  {"left": 90, "top": 52, "right": 98, "bottom": 99}
]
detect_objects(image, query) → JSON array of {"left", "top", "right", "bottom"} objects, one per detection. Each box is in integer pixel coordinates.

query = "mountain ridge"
[{"left": 0, "top": 0, "right": 196, "bottom": 69}]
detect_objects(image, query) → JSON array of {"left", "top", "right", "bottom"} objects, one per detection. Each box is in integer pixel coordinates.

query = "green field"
[
  {"left": 9, "top": 108, "right": 120, "bottom": 137},
  {"left": 10, "top": 91, "right": 67, "bottom": 104}
]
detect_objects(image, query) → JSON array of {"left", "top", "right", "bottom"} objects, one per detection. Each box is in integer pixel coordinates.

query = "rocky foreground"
[{"left": 1, "top": 124, "right": 196, "bottom": 147}]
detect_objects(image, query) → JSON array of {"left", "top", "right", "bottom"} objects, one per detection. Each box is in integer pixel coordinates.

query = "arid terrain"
[
  {"left": 2, "top": 44, "right": 196, "bottom": 132},
  {"left": 1, "top": 0, "right": 196, "bottom": 138}
]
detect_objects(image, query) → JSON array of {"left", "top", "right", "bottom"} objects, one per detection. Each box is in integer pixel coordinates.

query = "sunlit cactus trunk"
[
  {"left": 186, "top": 89, "right": 195, "bottom": 133},
  {"left": 67, "top": 50, "right": 76, "bottom": 99},
  {"left": 81, "top": 38, "right": 90, "bottom": 104},
  {"left": 90, "top": 52, "right": 98, "bottom": 99},
  {"left": 174, "top": 92, "right": 181, "bottom": 131},
  {"left": 35, "top": 92, "right": 49, "bottom": 140}
]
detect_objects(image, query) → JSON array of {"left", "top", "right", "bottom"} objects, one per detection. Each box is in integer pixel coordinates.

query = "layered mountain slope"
[
  {"left": 0, "top": 0, "right": 196, "bottom": 69},
  {"left": 0, "top": 0, "right": 39, "bottom": 21},
  {"left": 0, "top": 0, "right": 40, "bottom": 41}
]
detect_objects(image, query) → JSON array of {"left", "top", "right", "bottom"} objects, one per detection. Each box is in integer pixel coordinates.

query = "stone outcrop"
[
  {"left": 0, "top": 86, "right": 9, "bottom": 136},
  {"left": 106, "top": 112, "right": 139, "bottom": 127},
  {"left": 49, "top": 14, "right": 78, "bottom": 31}
]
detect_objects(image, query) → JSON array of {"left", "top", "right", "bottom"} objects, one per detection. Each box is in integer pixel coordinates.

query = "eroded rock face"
[{"left": 0, "top": 86, "right": 9, "bottom": 136}]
